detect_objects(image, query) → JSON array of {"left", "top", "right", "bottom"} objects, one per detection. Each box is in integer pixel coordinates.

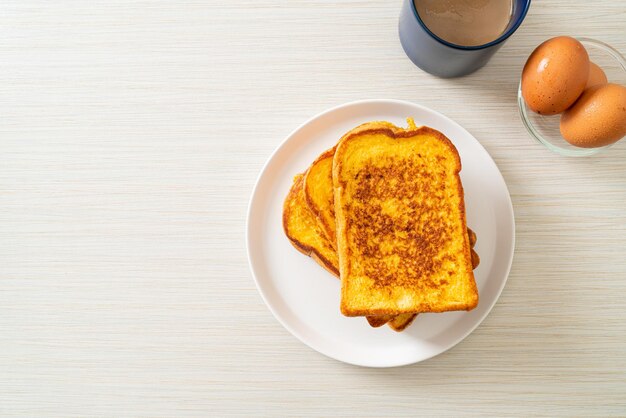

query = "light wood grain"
[{"left": 1, "top": 0, "right": 625, "bottom": 416}]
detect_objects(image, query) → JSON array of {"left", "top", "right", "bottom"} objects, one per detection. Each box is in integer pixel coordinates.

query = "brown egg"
[
  {"left": 522, "top": 36, "right": 590, "bottom": 115},
  {"left": 560, "top": 83, "right": 626, "bottom": 148},
  {"left": 586, "top": 62, "right": 608, "bottom": 88}
]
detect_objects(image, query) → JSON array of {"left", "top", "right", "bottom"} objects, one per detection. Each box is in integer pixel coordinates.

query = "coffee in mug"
[{"left": 414, "top": 0, "right": 513, "bottom": 47}]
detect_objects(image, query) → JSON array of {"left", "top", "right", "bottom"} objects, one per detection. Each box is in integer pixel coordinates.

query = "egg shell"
[
  {"left": 586, "top": 62, "right": 608, "bottom": 88},
  {"left": 522, "top": 36, "right": 590, "bottom": 115},
  {"left": 560, "top": 83, "right": 626, "bottom": 148}
]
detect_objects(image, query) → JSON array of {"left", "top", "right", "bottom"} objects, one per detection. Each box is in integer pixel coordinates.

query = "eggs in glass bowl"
[{"left": 518, "top": 36, "right": 626, "bottom": 156}]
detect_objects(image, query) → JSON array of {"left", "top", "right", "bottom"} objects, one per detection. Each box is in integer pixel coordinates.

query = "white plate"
[{"left": 246, "top": 99, "right": 515, "bottom": 367}]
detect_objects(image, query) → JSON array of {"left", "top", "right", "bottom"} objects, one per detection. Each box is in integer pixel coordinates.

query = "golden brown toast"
[
  {"left": 304, "top": 123, "right": 418, "bottom": 331},
  {"left": 304, "top": 138, "right": 479, "bottom": 329},
  {"left": 334, "top": 125, "right": 478, "bottom": 316},
  {"left": 284, "top": 120, "right": 479, "bottom": 331},
  {"left": 284, "top": 168, "right": 479, "bottom": 330},
  {"left": 304, "top": 122, "right": 419, "bottom": 330}
]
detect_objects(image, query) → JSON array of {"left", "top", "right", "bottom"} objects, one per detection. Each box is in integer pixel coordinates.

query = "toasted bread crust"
[
  {"left": 334, "top": 125, "right": 478, "bottom": 317},
  {"left": 303, "top": 147, "right": 337, "bottom": 246},
  {"left": 283, "top": 174, "right": 339, "bottom": 277},
  {"left": 468, "top": 228, "right": 477, "bottom": 247},
  {"left": 471, "top": 249, "right": 480, "bottom": 269}
]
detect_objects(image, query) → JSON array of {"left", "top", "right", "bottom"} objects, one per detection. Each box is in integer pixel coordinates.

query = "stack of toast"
[{"left": 283, "top": 120, "right": 479, "bottom": 331}]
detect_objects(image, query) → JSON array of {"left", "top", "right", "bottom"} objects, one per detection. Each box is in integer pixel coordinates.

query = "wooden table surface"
[{"left": 1, "top": 1, "right": 625, "bottom": 416}]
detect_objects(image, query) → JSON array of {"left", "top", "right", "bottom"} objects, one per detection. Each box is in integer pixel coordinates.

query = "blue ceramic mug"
[{"left": 399, "top": 0, "right": 531, "bottom": 78}]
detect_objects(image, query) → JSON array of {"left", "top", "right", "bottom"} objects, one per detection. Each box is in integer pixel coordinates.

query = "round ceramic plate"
[{"left": 247, "top": 99, "right": 515, "bottom": 367}]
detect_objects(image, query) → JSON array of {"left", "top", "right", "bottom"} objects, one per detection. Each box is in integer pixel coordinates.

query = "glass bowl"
[{"left": 518, "top": 37, "right": 626, "bottom": 157}]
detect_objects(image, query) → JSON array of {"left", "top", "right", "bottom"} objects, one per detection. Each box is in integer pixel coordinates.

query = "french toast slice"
[
  {"left": 303, "top": 124, "right": 480, "bottom": 328},
  {"left": 304, "top": 122, "right": 419, "bottom": 330},
  {"left": 334, "top": 125, "right": 478, "bottom": 316}
]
